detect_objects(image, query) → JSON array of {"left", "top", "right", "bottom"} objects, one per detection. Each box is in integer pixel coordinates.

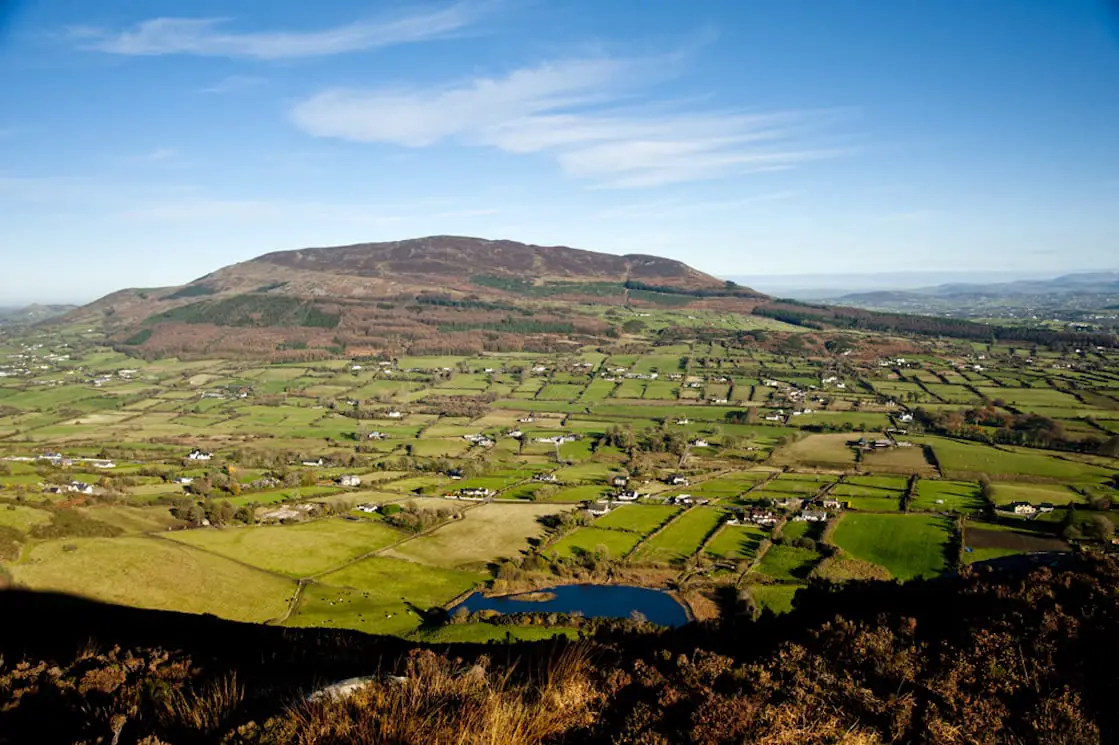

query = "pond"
[{"left": 455, "top": 584, "right": 689, "bottom": 627}]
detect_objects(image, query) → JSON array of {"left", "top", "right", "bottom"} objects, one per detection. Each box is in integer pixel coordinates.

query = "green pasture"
[
  {"left": 166, "top": 518, "right": 404, "bottom": 577},
  {"left": 10, "top": 536, "right": 294, "bottom": 623},
  {"left": 747, "top": 584, "right": 799, "bottom": 614},
  {"left": 549, "top": 526, "right": 642, "bottom": 559},
  {"left": 832, "top": 513, "right": 950, "bottom": 581},
  {"left": 633, "top": 507, "right": 723, "bottom": 565},
  {"left": 910, "top": 480, "right": 984, "bottom": 513},
  {"left": 593, "top": 504, "right": 681, "bottom": 534},
  {"left": 293, "top": 556, "right": 485, "bottom": 635},
  {"left": 754, "top": 544, "right": 820, "bottom": 581},
  {"left": 705, "top": 524, "right": 766, "bottom": 560}
]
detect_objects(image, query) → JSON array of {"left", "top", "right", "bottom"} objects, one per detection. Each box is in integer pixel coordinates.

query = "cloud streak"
[
  {"left": 73, "top": 2, "right": 488, "bottom": 59},
  {"left": 291, "top": 56, "right": 848, "bottom": 188},
  {"left": 596, "top": 191, "right": 797, "bottom": 219},
  {"left": 121, "top": 198, "right": 498, "bottom": 225}
]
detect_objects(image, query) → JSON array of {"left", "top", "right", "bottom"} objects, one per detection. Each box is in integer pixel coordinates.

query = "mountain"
[
  {"left": 66, "top": 236, "right": 766, "bottom": 359},
  {"left": 0, "top": 303, "right": 78, "bottom": 326},
  {"left": 250, "top": 236, "right": 726, "bottom": 289}
]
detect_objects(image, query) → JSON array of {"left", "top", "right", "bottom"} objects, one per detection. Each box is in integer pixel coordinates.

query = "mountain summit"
[
  {"left": 69, "top": 236, "right": 765, "bottom": 359},
  {"left": 248, "top": 236, "right": 728, "bottom": 290}
]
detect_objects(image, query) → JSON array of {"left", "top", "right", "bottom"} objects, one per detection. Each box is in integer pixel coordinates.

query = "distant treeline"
[
  {"left": 753, "top": 300, "right": 1118, "bottom": 348},
  {"left": 414, "top": 294, "right": 523, "bottom": 313},
  {"left": 162, "top": 284, "right": 217, "bottom": 300},
  {"left": 143, "top": 295, "right": 341, "bottom": 329},
  {"left": 913, "top": 405, "right": 1119, "bottom": 457},
  {"left": 623, "top": 279, "right": 759, "bottom": 298}
]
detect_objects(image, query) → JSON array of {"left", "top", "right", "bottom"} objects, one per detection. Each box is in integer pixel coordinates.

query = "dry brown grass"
[
  {"left": 160, "top": 672, "right": 245, "bottom": 735},
  {"left": 273, "top": 646, "right": 600, "bottom": 745}
]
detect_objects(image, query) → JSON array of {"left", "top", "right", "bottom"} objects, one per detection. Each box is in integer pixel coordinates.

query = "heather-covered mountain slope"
[
  {"left": 61, "top": 236, "right": 766, "bottom": 359},
  {"left": 1, "top": 555, "right": 1116, "bottom": 744}
]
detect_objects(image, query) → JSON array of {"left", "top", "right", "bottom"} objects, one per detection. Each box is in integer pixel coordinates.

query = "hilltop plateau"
[{"left": 64, "top": 236, "right": 766, "bottom": 359}]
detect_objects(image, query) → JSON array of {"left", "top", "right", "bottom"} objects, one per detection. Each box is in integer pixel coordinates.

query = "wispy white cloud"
[
  {"left": 72, "top": 2, "right": 489, "bottom": 60},
  {"left": 596, "top": 191, "right": 797, "bottom": 219},
  {"left": 291, "top": 55, "right": 848, "bottom": 188},
  {"left": 121, "top": 197, "right": 498, "bottom": 224},
  {"left": 199, "top": 74, "right": 266, "bottom": 94}
]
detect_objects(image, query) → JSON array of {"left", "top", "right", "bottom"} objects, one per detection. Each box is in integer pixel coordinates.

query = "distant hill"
[
  {"left": 815, "top": 271, "right": 1119, "bottom": 320},
  {"left": 63, "top": 236, "right": 766, "bottom": 359},
  {"left": 0, "top": 303, "right": 78, "bottom": 325},
  {"left": 833, "top": 271, "right": 1119, "bottom": 303}
]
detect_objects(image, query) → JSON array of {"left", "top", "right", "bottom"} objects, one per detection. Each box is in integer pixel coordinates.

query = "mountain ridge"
[{"left": 61, "top": 236, "right": 768, "bottom": 359}]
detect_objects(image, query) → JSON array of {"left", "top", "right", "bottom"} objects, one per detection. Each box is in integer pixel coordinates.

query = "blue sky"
[{"left": 1, "top": 0, "right": 1117, "bottom": 303}]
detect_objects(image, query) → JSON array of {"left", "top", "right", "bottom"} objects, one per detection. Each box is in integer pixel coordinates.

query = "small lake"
[{"left": 455, "top": 584, "right": 689, "bottom": 627}]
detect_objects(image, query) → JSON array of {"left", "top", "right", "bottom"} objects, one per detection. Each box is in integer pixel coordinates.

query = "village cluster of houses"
[
  {"left": 462, "top": 433, "right": 496, "bottom": 447},
  {"left": 445, "top": 487, "right": 493, "bottom": 501},
  {"left": 536, "top": 434, "right": 578, "bottom": 445},
  {"left": 43, "top": 480, "right": 94, "bottom": 495},
  {"left": 1005, "top": 501, "right": 1056, "bottom": 516},
  {"left": 851, "top": 437, "right": 915, "bottom": 451},
  {"left": 28, "top": 452, "right": 116, "bottom": 469}
]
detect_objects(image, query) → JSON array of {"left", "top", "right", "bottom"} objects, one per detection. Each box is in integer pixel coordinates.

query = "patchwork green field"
[
  {"left": 1, "top": 317, "right": 1116, "bottom": 635},
  {"left": 9, "top": 536, "right": 295, "bottom": 622},
  {"left": 634, "top": 507, "right": 724, "bottom": 565},
  {"left": 167, "top": 518, "right": 404, "bottom": 577},
  {"left": 384, "top": 502, "right": 568, "bottom": 569},
  {"left": 705, "top": 524, "right": 767, "bottom": 560},
  {"left": 832, "top": 514, "right": 952, "bottom": 580},
  {"left": 593, "top": 504, "right": 681, "bottom": 534},
  {"left": 754, "top": 544, "right": 820, "bottom": 581},
  {"left": 548, "top": 526, "right": 641, "bottom": 560}
]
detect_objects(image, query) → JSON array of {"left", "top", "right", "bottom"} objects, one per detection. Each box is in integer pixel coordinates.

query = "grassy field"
[
  {"left": 771, "top": 433, "right": 860, "bottom": 468},
  {"left": 0, "top": 503, "right": 53, "bottom": 532},
  {"left": 989, "top": 482, "right": 1084, "bottom": 506},
  {"left": 754, "top": 544, "right": 820, "bottom": 581},
  {"left": 10, "top": 536, "right": 295, "bottom": 622},
  {"left": 166, "top": 518, "right": 404, "bottom": 577},
  {"left": 911, "top": 480, "right": 984, "bottom": 513},
  {"left": 920, "top": 436, "right": 1113, "bottom": 482},
  {"left": 549, "top": 526, "right": 642, "bottom": 560},
  {"left": 292, "top": 556, "right": 486, "bottom": 635},
  {"left": 831, "top": 514, "right": 951, "bottom": 580},
  {"left": 593, "top": 505, "right": 681, "bottom": 534},
  {"left": 705, "top": 524, "right": 767, "bottom": 560},
  {"left": 747, "top": 584, "right": 800, "bottom": 614},
  {"left": 634, "top": 507, "right": 724, "bottom": 565},
  {"left": 384, "top": 503, "right": 568, "bottom": 569},
  {"left": 2, "top": 330, "right": 1117, "bottom": 638},
  {"left": 779, "top": 520, "right": 820, "bottom": 541}
]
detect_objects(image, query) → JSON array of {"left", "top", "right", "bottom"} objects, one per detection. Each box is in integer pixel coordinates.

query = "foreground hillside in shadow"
[{"left": 2, "top": 556, "right": 1117, "bottom": 744}]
